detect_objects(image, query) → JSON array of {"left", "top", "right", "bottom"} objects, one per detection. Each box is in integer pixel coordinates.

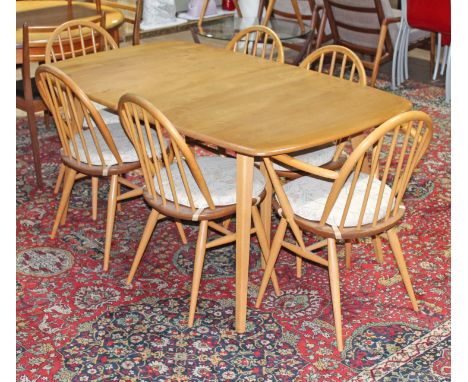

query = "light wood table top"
[
  {"left": 16, "top": 1, "right": 124, "bottom": 45},
  {"left": 54, "top": 40, "right": 412, "bottom": 156},
  {"left": 52, "top": 40, "right": 412, "bottom": 333}
]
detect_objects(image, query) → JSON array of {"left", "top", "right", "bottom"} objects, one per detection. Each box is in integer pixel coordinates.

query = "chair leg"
[
  {"left": 251, "top": 206, "right": 280, "bottom": 296},
  {"left": 43, "top": 110, "right": 51, "bottom": 129},
  {"left": 92, "top": 177, "right": 99, "bottom": 221},
  {"left": 222, "top": 218, "right": 231, "bottom": 229},
  {"left": 345, "top": 240, "right": 352, "bottom": 269},
  {"left": 127, "top": 209, "right": 160, "bottom": 284},
  {"left": 103, "top": 175, "right": 119, "bottom": 272},
  {"left": 296, "top": 256, "right": 303, "bottom": 278},
  {"left": 26, "top": 107, "right": 43, "bottom": 188},
  {"left": 188, "top": 220, "right": 209, "bottom": 327},
  {"left": 373, "top": 235, "right": 384, "bottom": 264},
  {"left": 116, "top": 181, "right": 122, "bottom": 212},
  {"left": 175, "top": 220, "right": 188, "bottom": 244},
  {"left": 255, "top": 218, "right": 288, "bottom": 308},
  {"left": 53, "top": 164, "right": 65, "bottom": 194},
  {"left": 51, "top": 168, "right": 76, "bottom": 238},
  {"left": 327, "top": 238, "right": 344, "bottom": 352},
  {"left": 387, "top": 228, "right": 418, "bottom": 311}
]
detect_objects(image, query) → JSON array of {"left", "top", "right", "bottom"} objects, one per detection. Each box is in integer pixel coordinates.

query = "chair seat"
[
  {"left": 272, "top": 144, "right": 335, "bottom": 171},
  {"left": 16, "top": 78, "right": 42, "bottom": 100},
  {"left": 281, "top": 172, "right": 397, "bottom": 227},
  {"left": 155, "top": 157, "right": 266, "bottom": 209},
  {"left": 93, "top": 102, "right": 121, "bottom": 125},
  {"left": 70, "top": 123, "right": 161, "bottom": 166}
]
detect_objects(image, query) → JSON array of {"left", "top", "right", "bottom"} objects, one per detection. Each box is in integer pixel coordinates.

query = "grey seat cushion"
[
  {"left": 155, "top": 157, "right": 266, "bottom": 208},
  {"left": 70, "top": 123, "right": 161, "bottom": 166},
  {"left": 281, "top": 172, "right": 396, "bottom": 227},
  {"left": 93, "top": 102, "right": 120, "bottom": 125},
  {"left": 272, "top": 144, "right": 336, "bottom": 171}
]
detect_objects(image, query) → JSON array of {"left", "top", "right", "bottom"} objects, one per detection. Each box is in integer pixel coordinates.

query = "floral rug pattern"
[{"left": 17, "top": 78, "right": 450, "bottom": 381}]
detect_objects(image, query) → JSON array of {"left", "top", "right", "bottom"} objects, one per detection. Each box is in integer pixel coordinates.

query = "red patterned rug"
[{"left": 16, "top": 79, "right": 451, "bottom": 381}]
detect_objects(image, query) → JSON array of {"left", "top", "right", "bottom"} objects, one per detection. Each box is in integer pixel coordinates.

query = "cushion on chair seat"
[
  {"left": 281, "top": 172, "right": 396, "bottom": 227},
  {"left": 69, "top": 123, "right": 161, "bottom": 166},
  {"left": 93, "top": 102, "right": 121, "bottom": 125},
  {"left": 272, "top": 144, "right": 336, "bottom": 171},
  {"left": 155, "top": 157, "right": 266, "bottom": 208}
]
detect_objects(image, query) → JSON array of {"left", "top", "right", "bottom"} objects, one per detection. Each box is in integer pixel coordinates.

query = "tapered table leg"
[{"left": 235, "top": 154, "right": 254, "bottom": 333}]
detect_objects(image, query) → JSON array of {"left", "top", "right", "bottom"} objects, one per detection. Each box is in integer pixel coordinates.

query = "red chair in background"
[{"left": 392, "top": 0, "right": 451, "bottom": 101}]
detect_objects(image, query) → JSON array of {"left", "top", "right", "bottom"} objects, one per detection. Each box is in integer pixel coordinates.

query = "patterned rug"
[{"left": 16, "top": 79, "right": 451, "bottom": 381}]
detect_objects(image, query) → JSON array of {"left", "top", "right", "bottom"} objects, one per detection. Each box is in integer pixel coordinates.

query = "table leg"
[{"left": 235, "top": 154, "right": 254, "bottom": 333}]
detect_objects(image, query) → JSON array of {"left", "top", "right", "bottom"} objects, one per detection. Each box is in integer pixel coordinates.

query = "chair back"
[
  {"left": 226, "top": 25, "right": 285, "bottom": 63},
  {"left": 267, "top": 111, "right": 432, "bottom": 235},
  {"left": 407, "top": 0, "right": 450, "bottom": 34},
  {"left": 323, "top": 0, "right": 396, "bottom": 54},
  {"left": 320, "top": 111, "right": 432, "bottom": 229},
  {"left": 45, "top": 17, "right": 117, "bottom": 63},
  {"left": 100, "top": 0, "right": 143, "bottom": 45},
  {"left": 118, "top": 94, "right": 217, "bottom": 212},
  {"left": 299, "top": 45, "right": 367, "bottom": 85},
  {"left": 35, "top": 64, "right": 124, "bottom": 167}
]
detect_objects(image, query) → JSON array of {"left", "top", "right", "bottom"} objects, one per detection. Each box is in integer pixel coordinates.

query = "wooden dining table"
[
  {"left": 51, "top": 40, "right": 412, "bottom": 333},
  {"left": 16, "top": 0, "right": 124, "bottom": 64}
]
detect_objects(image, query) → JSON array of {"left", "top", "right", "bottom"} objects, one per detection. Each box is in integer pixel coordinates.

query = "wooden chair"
[
  {"left": 98, "top": 0, "right": 143, "bottom": 45},
  {"left": 16, "top": 23, "right": 57, "bottom": 188},
  {"left": 118, "top": 93, "right": 280, "bottom": 327},
  {"left": 36, "top": 64, "right": 172, "bottom": 271},
  {"left": 321, "top": 0, "right": 428, "bottom": 87},
  {"left": 45, "top": 18, "right": 120, "bottom": 220},
  {"left": 256, "top": 110, "right": 432, "bottom": 351},
  {"left": 273, "top": 45, "right": 366, "bottom": 180},
  {"left": 226, "top": 25, "right": 285, "bottom": 63}
]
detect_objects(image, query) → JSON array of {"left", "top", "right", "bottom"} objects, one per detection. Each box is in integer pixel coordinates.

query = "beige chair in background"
[{"left": 256, "top": 110, "right": 432, "bottom": 351}]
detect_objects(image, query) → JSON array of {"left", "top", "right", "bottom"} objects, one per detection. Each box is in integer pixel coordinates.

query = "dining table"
[
  {"left": 16, "top": 0, "right": 124, "bottom": 64},
  {"left": 51, "top": 40, "right": 412, "bottom": 333}
]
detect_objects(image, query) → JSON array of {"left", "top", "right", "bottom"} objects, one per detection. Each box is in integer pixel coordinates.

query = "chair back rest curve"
[
  {"left": 226, "top": 25, "right": 285, "bottom": 63},
  {"left": 45, "top": 17, "right": 118, "bottom": 64},
  {"left": 299, "top": 44, "right": 367, "bottom": 85},
  {"left": 320, "top": 110, "right": 432, "bottom": 229},
  {"left": 35, "top": 64, "right": 124, "bottom": 166},
  {"left": 118, "top": 93, "right": 217, "bottom": 212}
]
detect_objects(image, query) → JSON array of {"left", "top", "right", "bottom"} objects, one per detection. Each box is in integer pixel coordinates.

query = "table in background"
[
  {"left": 16, "top": 0, "right": 124, "bottom": 63},
  {"left": 53, "top": 40, "right": 412, "bottom": 333}
]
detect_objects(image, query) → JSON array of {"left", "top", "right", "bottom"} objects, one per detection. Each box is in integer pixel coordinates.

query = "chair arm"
[
  {"left": 383, "top": 17, "right": 401, "bottom": 26},
  {"left": 272, "top": 154, "right": 339, "bottom": 180}
]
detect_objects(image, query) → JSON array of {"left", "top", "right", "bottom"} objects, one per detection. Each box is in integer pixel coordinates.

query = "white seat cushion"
[
  {"left": 93, "top": 102, "right": 120, "bottom": 125},
  {"left": 272, "top": 144, "right": 336, "bottom": 171},
  {"left": 155, "top": 157, "right": 266, "bottom": 208},
  {"left": 70, "top": 123, "right": 161, "bottom": 166},
  {"left": 281, "top": 172, "right": 396, "bottom": 227}
]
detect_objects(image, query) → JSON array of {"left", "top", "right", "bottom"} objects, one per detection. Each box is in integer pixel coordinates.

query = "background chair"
[
  {"left": 36, "top": 64, "right": 156, "bottom": 271},
  {"left": 256, "top": 110, "right": 432, "bottom": 351},
  {"left": 118, "top": 93, "right": 279, "bottom": 327},
  {"left": 16, "top": 23, "right": 57, "bottom": 188},
  {"left": 226, "top": 25, "right": 285, "bottom": 63},
  {"left": 322, "top": 0, "right": 429, "bottom": 87},
  {"left": 392, "top": 0, "right": 450, "bottom": 101},
  {"left": 97, "top": 0, "right": 144, "bottom": 45}
]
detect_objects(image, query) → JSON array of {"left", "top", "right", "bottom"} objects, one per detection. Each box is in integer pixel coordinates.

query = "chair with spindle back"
[
  {"left": 256, "top": 111, "right": 432, "bottom": 351},
  {"left": 226, "top": 25, "right": 285, "bottom": 63},
  {"left": 35, "top": 64, "right": 180, "bottom": 272},
  {"left": 45, "top": 18, "right": 120, "bottom": 220},
  {"left": 118, "top": 93, "right": 280, "bottom": 327}
]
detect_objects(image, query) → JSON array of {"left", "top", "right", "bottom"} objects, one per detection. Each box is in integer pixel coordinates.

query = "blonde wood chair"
[
  {"left": 226, "top": 25, "right": 285, "bottom": 63},
  {"left": 98, "top": 0, "right": 143, "bottom": 45},
  {"left": 256, "top": 110, "right": 432, "bottom": 351},
  {"left": 118, "top": 93, "right": 280, "bottom": 327},
  {"left": 36, "top": 64, "right": 164, "bottom": 271},
  {"left": 45, "top": 18, "right": 120, "bottom": 221}
]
